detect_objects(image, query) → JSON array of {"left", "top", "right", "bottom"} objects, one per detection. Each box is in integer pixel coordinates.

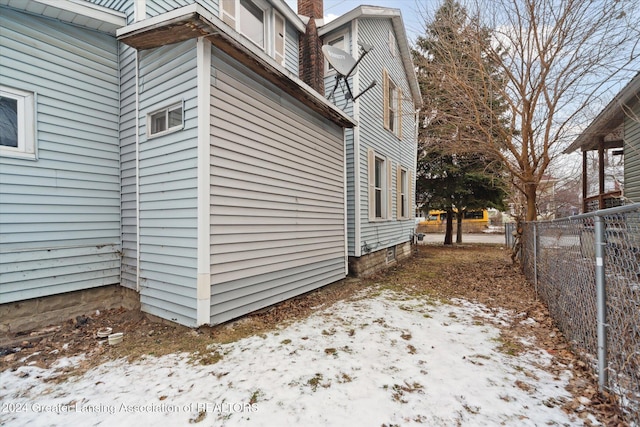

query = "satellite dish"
[
  {"left": 322, "top": 45, "right": 357, "bottom": 76},
  {"left": 322, "top": 43, "right": 377, "bottom": 102}
]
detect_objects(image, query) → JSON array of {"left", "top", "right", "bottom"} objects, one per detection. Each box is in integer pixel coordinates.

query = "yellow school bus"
[{"left": 419, "top": 209, "right": 489, "bottom": 233}]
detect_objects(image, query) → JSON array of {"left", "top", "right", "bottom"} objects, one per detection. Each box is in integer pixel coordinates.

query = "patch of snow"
[{"left": 0, "top": 295, "right": 579, "bottom": 426}]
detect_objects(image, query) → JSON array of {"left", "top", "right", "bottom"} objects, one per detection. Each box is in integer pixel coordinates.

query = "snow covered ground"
[{"left": 1, "top": 291, "right": 584, "bottom": 426}]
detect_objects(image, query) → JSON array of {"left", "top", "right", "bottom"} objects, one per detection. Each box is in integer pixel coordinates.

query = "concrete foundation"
[
  {"left": 348, "top": 241, "right": 413, "bottom": 277},
  {"left": 0, "top": 285, "right": 140, "bottom": 335}
]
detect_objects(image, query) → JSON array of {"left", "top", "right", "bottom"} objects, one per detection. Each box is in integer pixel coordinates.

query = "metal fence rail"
[{"left": 521, "top": 204, "right": 640, "bottom": 425}]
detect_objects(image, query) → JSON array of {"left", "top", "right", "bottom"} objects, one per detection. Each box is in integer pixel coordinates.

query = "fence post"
[{"left": 594, "top": 214, "right": 608, "bottom": 391}]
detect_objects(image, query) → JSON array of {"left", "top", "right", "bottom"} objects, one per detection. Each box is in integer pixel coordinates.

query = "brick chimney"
[{"left": 298, "top": 0, "right": 324, "bottom": 95}]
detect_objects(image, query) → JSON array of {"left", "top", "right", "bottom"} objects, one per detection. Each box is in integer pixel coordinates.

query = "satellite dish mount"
[{"left": 322, "top": 42, "right": 377, "bottom": 102}]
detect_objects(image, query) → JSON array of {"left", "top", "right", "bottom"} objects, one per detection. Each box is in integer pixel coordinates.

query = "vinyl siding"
[
  {"left": 285, "top": 21, "right": 299, "bottom": 76},
  {"left": 0, "top": 7, "right": 120, "bottom": 303},
  {"left": 624, "top": 102, "right": 640, "bottom": 203},
  {"left": 355, "top": 18, "right": 416, "bottom": 255},
  {"left": 209, "top": 47, "right": 346, "bottom": 325},
  {"left": 137, "top": 40, "right": 199, "bottom": 326}
]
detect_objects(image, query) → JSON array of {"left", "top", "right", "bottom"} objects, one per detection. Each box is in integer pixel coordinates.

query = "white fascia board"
[{"left": 9, "top": 0, "right": 127, "bottom": 33}]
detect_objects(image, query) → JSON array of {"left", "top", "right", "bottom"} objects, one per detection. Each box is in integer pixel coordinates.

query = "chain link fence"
[{"left": 520, "top": 204, "right": 640, "bottom": 425}]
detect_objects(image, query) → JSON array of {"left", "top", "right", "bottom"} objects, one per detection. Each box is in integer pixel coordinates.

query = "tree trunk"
[
  {"left": 444, "top": 209, "right": 454, "bottom": 245},
  {"left": 525, "top": 183, "right": 538, "bottom": 221},
  {"left": 456, "top": 210, "right": 463, "bottom": 243}
]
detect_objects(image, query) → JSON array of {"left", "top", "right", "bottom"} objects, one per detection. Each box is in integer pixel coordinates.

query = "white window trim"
[
  {"left": 324, "top": 30, "right": 349, "bottom": 75},
  {"left": 273, "top": 11, "right": 286, "bottom": 66},
  {"left": 222, "top": 0, "right": 269, "bottom": 49},
  {"left": 368, "top": 148, "right": 392, "bottom": 221},
  {"left": 147, "top": 101, "right": 184, "bottom": 139},
  {"left": 0, "top": 86, "right": 36, "bottom": 160},
  {"left": 397, "top": 166, "right": 409, "bottom": 219},
  {"left": 383, "top": 69, "right": 403, "bottom": 139}
]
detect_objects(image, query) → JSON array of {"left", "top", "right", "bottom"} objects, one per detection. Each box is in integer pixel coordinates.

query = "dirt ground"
[{"left": 0, "top": 244, "right": 629, "bottom": 426}]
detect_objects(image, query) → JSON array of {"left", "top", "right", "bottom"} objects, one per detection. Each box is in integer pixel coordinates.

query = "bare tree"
[{"left": 416, "top": 0, "right": 639, "bottom": 221}]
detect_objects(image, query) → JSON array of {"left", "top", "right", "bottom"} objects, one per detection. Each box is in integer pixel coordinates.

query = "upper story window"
[
  {"left": 324, "top": 32, "right": 347, "bottom": 74},
  {"left": 0, "top": 86, "right": 36, "bottom": 160},
  {"left": 222, "top": 0, "right": 285, "bottom": 66},
  {"left": 148, "top": 102, "right": 183, "bottom": 138},
  {"left": 383, "top": 69, "right": 402, "bottom": 138}
]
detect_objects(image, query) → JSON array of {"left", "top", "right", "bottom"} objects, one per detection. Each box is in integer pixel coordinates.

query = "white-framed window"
[
  {"left": 397, "top": 166, "right": 408, "bottom": 219},
  {"left": 222, "top": 0, "right": 288, "bottom": 64},
  {"left": 0, "top": 86, "right": 36, "bottom": 160},
  {"left": 324, "top": 32, "right": 347, "bottom": 74},
  {"left": 147, "top": 102, "right": 183, "bottom": 138},
  {"left": 383, "top": 69, "right": 402, "bottom": 138},
  {"left": 368, "top": 148, "right": 392, "bottom": 220}
]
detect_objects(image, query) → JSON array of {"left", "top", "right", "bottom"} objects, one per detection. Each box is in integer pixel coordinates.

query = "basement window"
[{"left": 148, "top": 102, "right": 183, "bottom": 138}]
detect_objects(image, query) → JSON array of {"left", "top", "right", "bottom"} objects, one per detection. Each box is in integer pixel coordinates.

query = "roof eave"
[
  {"left": 116, "top": 4, "right": 355, "bottom": 129},
  {"left": 564, "top": 73, "right": 640, "bottom": 153}
]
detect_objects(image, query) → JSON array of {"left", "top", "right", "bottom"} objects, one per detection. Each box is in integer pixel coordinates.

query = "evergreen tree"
[{"left": 413, "top": 0, "right": 508, "bottom": 243}]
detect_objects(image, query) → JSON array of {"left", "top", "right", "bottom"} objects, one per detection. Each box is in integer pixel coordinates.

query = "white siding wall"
[
  {"left": 0, "top": 8, "right": 121, "bottom": 302},
  {"left": 355, "top": 18, "right": 416, "bottom": 255},
  {"left": 137, "top": 41, "right": 199, "bottom": 326},
  {"left": 624, "top": 102, "right": 640, "bottom": 203},
  {"left": 208, "top": 47, "right": 346, "bottom": 324}
]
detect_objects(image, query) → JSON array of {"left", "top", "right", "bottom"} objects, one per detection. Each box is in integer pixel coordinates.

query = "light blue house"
[
  {"left": 1, "top": 0, "right": 354, "bottom": 330},
  {"left": 314, "top": 5, "right": 422, "bottom": 276},
  {"left": 0, "top": 0, "right": 418, "bottom": 331}
]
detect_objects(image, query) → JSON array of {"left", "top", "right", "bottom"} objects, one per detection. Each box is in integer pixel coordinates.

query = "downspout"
[
  {"left": 134, "top": 0, "right": 145, "bottom": 292},
  {"left": 352, "top": 19, "right": 362, "bottom": 258},
  {"left": 135, "top": 50, "right": 140, "bottom": 292}
]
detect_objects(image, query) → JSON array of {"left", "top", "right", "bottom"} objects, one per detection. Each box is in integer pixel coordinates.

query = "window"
[
  {"left": 0, "top": 86, "right": 36, "bottom": 159},
  {"left": 221, "top": 0, "right": 285, "bottom": 63},
  {"left": 221, "top": 0, "right": 267, "bottom": 49},
  {"left": 240, "top": 0, "right": 265, "bottom": 47},
  {"left": 397, "top": 167, "right": 408, "bottom": 218},
  {"left": 374, "top": 157, "right": 384, "bottom": 218},
  {"left": 383, "top": 69, "right": 402, "bottom": 138},
  {"left": 368, "top": 148, "right": 392, "bottom": 220},
  {"left": 148, "top": 102, "right": 183, "bottom": 138},
  {"left": 325, "top": 33, "right": 346, "bottom": 74}
]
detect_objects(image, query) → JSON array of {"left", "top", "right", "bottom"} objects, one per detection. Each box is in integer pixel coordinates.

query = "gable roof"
[
  {"left": 318, "top": 5, "right": 422, "bottom": 109},
  {"left": 564, "top": 73, "right": 640, "bottom": 153}
]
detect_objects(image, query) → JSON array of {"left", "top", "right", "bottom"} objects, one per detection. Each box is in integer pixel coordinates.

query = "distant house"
[
  {"left": 564, "top": 73, "right": 640, "bottom": 212},
  {"left": 1, "top": 0, "right": 354, "bottom": 330},
  {"left": 297, "top": 2, "right": 422, "bottom": 276}
]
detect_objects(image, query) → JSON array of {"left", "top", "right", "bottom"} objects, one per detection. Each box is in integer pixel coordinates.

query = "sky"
[
  {"left": 0, "top": 291, "right": 593, "bottom": 426},
  {"left": 284, "top": 0, "right": 439, "bottom": 45}
]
